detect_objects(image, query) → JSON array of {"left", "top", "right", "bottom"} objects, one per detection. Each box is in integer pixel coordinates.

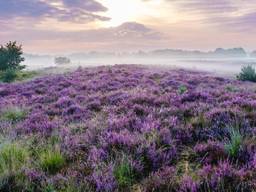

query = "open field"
[{"left": 0, "top": 65, "right": 256, "bottom": 191}]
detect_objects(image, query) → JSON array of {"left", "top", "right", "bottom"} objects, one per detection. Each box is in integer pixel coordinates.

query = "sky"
[{"left": 0, "top": 0, "right": 256, "bottom": 54}]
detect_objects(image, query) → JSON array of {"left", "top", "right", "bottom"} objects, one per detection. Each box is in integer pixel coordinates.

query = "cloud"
[
  {"left": 7, "top": 22, "right": 163, "bottom": 42},
  {"left": 0, "top": 0, "right": 110, "bottom": 23},
  {"left": 170, "top": 0, "right": 237, "bottom": 14},
  {"left": 143, "top": 0, "right": 256, "bottom": 32},
  {"left": 0, "top": 21, "right": 164, "bottom": 52},
  {"left": 208, "top": 12, "right": 256, "bottom": 32},
  {"left": 62, "top": 0, "right": 108, "bottom": 12}
]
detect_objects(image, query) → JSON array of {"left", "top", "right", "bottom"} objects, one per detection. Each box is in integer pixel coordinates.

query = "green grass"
[
  {"left": 224, "top": 128, "right": 242, "bottom": 158},
  {"left": 39, "top": 147, "right": 65, "bottom": 174},
  {"left": 0, "top": 70, "right": 38, "bottom": 83},
  {"left": 114, "top": 158, "right": 135, "bottom": 188},
  {"left": 0, "top": 142, "right": 29, "bottom": 177},
  {"left": 15, "top": 70, "right": 38, "bottom": 81},
  {"left": 1, "top": 106, "right": 27, "bottom": 122}
]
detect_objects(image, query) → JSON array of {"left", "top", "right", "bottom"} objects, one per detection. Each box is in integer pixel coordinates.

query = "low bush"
[
  {"left": 237, "top": 65, "right": 256, "bottom": 82},
  {"left": 0, "top": 69, "right": 17, "bottom": 83}
]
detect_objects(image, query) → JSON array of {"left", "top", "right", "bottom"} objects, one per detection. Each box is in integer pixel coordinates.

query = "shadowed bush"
[
  {"left": 237, "top": 65, "right": 256, "bottom": 82},
  {"left": 0, "top": 69, "right": 17, "bottom": 83}
]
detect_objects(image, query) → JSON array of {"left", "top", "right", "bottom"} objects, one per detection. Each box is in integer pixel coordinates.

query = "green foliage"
[
  {"left": 15, "top": 70, "right": 38, "bottom": 81},
  {"left": 114, "top": 159, "right": 135, "bottom": 188},
  {"left": 0, "top": 41, "right": 25, "bottom": 71},
  {"left": 42, "top": 184, "right": 56, "bottom": 192},
  {"left": 1, "top": 106, "right": 27, "bottom": 122},
  {"left": 237, "top": 65, "right": 256, "bottom": 82},
  {"left": 0, "top": 142, "right": 29, "bottom": 178},
  {"left": 178, "top": 85, "right": 188, "bottom": 94},
  {"left": 0, "top": 68, "right": 17, "bottom": 82},
  {"left": 224, "top": 128, "right": 242, "bottom": 158},
  {"left": 39, "top": 147, "right": 65, "bottom": 174}
]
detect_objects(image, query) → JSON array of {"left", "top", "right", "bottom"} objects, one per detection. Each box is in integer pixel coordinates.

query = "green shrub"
[
  {"left": 114, "top": 159, "right": 135, "bottom": 188},
  {"left": 178, "top": 85, "right": 188, "bottom": 94},
  {"left": 1, "top": 106, "right": 27, "bottom": 122},
  {"left": 0, "top": 68, "right": 17, "bottom": 82},
  {"left": 224, "top": 128, "right": 242, "bottom": 158},
  {"left": 237, "top": 65, "right": 256, "bottom": 82},
  {"left": 39, "top": 147, "right": 65, "bottom": 174},
  {"left": 0, "top": 41, "right": 25, "bottom": 71}
]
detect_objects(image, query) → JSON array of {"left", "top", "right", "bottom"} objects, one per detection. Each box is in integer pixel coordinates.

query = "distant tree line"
[{"left": 55, "top": 57, "right": 71, "bottom": 65}]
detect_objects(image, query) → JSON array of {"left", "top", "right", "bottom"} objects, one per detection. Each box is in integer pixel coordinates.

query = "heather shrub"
[
  {"left": 39, "top": 147, "right": 65, "bottom": 174},
  {"left": 0, "top": 65, "right": 255, "bottom": 191},
  {"left": 237, "top": 65, "right": 256, "bottom": 82},
  {"left": 1, "top": 106, "right": 27, "bottom": 122}
]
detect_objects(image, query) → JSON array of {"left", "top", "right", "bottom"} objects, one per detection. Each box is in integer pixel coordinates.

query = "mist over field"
[{"left": 24, "top": 52, "right": 256, "bottom": 77}]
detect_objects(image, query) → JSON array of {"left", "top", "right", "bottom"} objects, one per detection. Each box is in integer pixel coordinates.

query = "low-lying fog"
[{"left": 24, "top": 56, "right": 256, "bottom": 77}]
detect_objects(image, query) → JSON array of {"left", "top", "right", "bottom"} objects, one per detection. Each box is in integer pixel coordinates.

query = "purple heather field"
[{"left": 0, "top": 65, "right": 256, "bottom": 192}]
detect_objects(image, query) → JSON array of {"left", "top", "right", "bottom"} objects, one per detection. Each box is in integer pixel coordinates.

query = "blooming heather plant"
[{"left": 0, "top": 65, "right": 255, "bottom": 191}]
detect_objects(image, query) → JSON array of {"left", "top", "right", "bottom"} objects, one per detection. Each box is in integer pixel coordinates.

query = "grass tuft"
[
  {"left": 114, "top": 158, "right": 135, "bottom": 188},
  {"left": 224, "top": 128, "right": 242, "bottom": 158},
  {"left": 39, "top": 147, "right": 65, "bottom": 174},
  {"left": 0, "top": 143, "right": 28, "bottom": 175}
]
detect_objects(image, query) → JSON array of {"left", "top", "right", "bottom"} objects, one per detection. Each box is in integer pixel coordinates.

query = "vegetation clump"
[
  {"left": 1, "top": 106, "right": 27, "bottom": 122},
  {"left": 0, "top": 41, "right": 25, "bottom": 83},
  {"left": 237, "top": 65, "right": 256, "bottom": 82},
  {"left": 39, "top": 147, "right": 65, "bottom": 174}
]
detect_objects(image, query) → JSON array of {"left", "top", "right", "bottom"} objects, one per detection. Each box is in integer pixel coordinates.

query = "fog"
[{"left": 24, "top": 56, "right": 256, "bottom": 77}]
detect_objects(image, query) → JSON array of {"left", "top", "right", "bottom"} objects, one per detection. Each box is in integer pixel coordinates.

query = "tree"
[
  {"left": 54, "top": 57, "right": 71, "bottom": 65},
  {"left": 0, "top": 41, "right": 25, "bottom": 71}
]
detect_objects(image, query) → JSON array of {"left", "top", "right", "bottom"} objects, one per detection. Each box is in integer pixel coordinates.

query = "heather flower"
[
  {"left": 19, "top": 112, "right": 58, "bottom": 136},
  {"left": 194, "top": 141, "right": 226, "bottom": 164},
  {"left": 180, "top": 176, "right": 198, "bottom": 192},
  {"left": 0, "top": 65, "right": 255, "bottom": 191},
  {"left": 91, "top": 164, "right": 117, "bottom": 192},
  {"left": 142, "top": 166, "right": 176, "bottom": 192}
]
